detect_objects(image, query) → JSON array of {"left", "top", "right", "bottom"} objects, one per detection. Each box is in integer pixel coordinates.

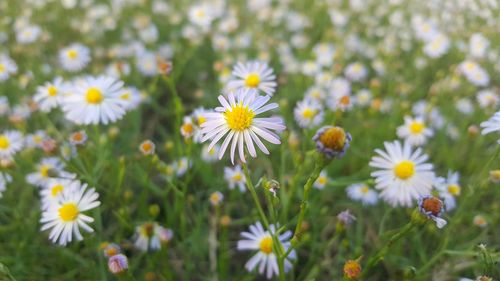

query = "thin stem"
[{"left": 242, "top": 162, "right": 270, "bottom": 229}]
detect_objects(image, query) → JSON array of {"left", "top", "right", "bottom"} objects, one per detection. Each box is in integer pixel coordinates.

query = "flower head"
[
  {"left": 227, "top": 61, "right": 277, "bottom": 96},
  {"left": 108, "top": 254, "right": 128, "bottom": 274},
  {"left": 418, "top": 195, "right": 447, "bottom": 228},
  {"left": 201, "top": 89, "right": 285, "bottom": 164},
  {"left": 313, "top": 126, "right": 351, "bottom": 159}
]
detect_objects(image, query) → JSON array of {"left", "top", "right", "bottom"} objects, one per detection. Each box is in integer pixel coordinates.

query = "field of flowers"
[{"left": 0, "top": 0, "right": 499, "bottom": 280}]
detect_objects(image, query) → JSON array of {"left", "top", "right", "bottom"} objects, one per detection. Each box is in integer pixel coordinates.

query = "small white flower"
[
  {"left": 237, "top": 222, "right": 296, "bottom": 279},
  {"left": 396, "top": 116, "right": 434, "bottom": 146},
  {"left": 346, "top": 183, "right": 378, "bottom": 206},
  {"left": 0, "top": 130, "right": 23, "bottom": 158},
  {"left": 224, "top": 165, "right": 246, "bottom": 192},
  {"left": 0, "top": 54, "right": 18, "bottom": 81},
  {"left": 40, "top": 181, "right": 100, "bottom": 246},
  {"left": 294, "top": 98, "right": 324, "bottom": 129},
  {"left": 369, "top": 141, "right": 435, "bottom": 207},
  {"left": 313, "top": 170, "right": 330, "bottom": 189},
  {"left": 59, "top": 43, "right": 91, "bottom": 72},
  {"left": 480, "top": 111, "right": 500, "bottom": 143},
  {"left": 227, "top": 61, "right": 277, "bottom": 96},
  {"left": 33, "top": 77, "right": 65, "bottom": 112}
]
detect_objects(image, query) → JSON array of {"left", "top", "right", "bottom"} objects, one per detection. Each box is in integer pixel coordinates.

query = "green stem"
[{"left": 242, "top": 163, "right": 270, "bottom": 229}]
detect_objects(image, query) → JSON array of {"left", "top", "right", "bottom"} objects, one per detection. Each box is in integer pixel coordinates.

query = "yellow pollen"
[
  {"left": 106, "top": 247, "right": 119, "bottom": 257},
  {"left": 447, "top": 184, "right": 461, "bottom": 196},
  {"left": 339, "top": 95, "right": 350, "bottom": 106},
  {"left": 232, "top": 173, "right": 242, "bottom": 181},
  {"left": 58, "top": 203, "right": 79, "bottom": 222},
  {"left": 182, "top": 123, "right": 194, "bottom": 134},
  {"left": 394, "top": 161, "right": 415, "bottom": 180},
  {"left": 141, "top": 142, "right": 153, "bottom": 152},
  {"left": 224, "top": 104, "right": 254, "bottom": 131},
  {"left": 210, "top": 193, "right": 220, "bottom": 204},
  {"left": 360, "top": 185, "right": 369, "bottom": 194},
  {"left": 120, "top": 92, "right": 131, "bottom": 100},
  {"left": 140, "top": 223, "right": 155, "bottom": 237},
  {"left": 0, "top": 135, "right": 10, "bottom": 149},
  {"left": 0, "top": 64, "right": 5, "bottom": 73},
  {"left": 302, "top": 108, "right": 316, "bottom": 119},
  {"left": 197, "top": 116, "right": 206, "bottom": 125},
  {"left": 86, "top": 87, "right": 104, "bottom": 104},
  {"left": 47, "top": 86, "right": 58, "bottom": 96},
  {"left": 319, "top": 127, "right": 346, "bottom": 151},
  {"left": 51, "top": 184, "right": 64, "bottom": 197},
  {"left": 67, "top": 50, "right": 78, "bottom": 59},
  {"left": 196, "top": 9, "right": 205, "bottom": 18},
  {"left": 244, "top": 73, "right": 260, "bottom": 88},
  {"left": 40, "top": 165, "right": 51, "bottom": 178},
  {"left": 71, "top": 132, "right": 84, "bottom": 142},
  {"left": 409, "top": 121, "right": 425, "bottom": 134},
  {"left": 259, "top": 236, "right": 273, "bottom": 254},
  {"left": 317, "top": 176, "right": 327, "bottom": 185}
]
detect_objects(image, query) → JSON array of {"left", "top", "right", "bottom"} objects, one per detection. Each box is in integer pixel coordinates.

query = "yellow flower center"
[
  {"left": 339, "top": 95, "right": 350, "bottom": 106},
  {"left": 51, "top": 184, "right": 64, "bottom": 197},
  {"left": 317, "top": 176, "right": 327, "bottom": 185},
  {"left": 86, "top": 87, "right": 104, "bottom": 104},
  {"left": 120, "top": 92, "right": 131, "bottom": 100},
  {"left": 319, "top": 127, "right": 346, "bottom": 151},
  {"left": 302, "top": 108, "right": 316, "bottom": 119},
  {"left": 67, "top": 49, "right": 78, "bottom": 59},
  {"left": 447, "top": 184, "right": 461, "bottom": 196},
  {"left": 0, "top": 135, "right": 10, "bottom": 149},
  {"left": 394, "top": 160, "right": 415, "bottom": 180},
  {"left": 197, "top": 116, "right": 206, "bottom": 125},
  {"left": 224, "top": 104, "right": 254, "bottom": 131},
  {"left": 48, "top": 85, "right": 58, "bottom": 96},
  {"left": 140, "top": 223, "right": 155, "bottom": 237},
  {"left": 232, "top": 173, "right": 242, "bottom": 181},
  {"left": 141, "top": 142, "right": 153, "bottom": 153},
  {"left": 0, "top": 64, "right": 5, "bottom": 73},
  {"left": 58, "top": 203, "right": 79, "bottom": 222},
  {"left": 182, "top": 123, "right": 194, "bottom": 134},
  {"left": 71, "top": 132, "right": 84, "bottom": 142},
  {"left": 360, "top": 185, "right": 369, "bottom": 194},
  {"left": 259, "top": 236, "right": 273, "bottom": 254},
  {"left": 40, "top": 165, "right": 51, "bottom": 178},
  {"left": 210, "top": 193, "right": 221, "bottom": 204},
  {"left": 409, "top": 121, "right": 425, "bottom": 134},
  {"left": 244, "top": 73, "right": 260, "bottom": 88}
]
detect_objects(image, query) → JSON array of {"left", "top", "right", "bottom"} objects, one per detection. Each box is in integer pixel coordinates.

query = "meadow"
[{"left": 0, "top": 0, "right": 499, "bottom": 280}]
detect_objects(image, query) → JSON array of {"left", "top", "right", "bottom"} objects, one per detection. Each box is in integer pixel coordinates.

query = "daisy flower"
[
  {"left": 327, "top": 92, "right": 353, "bottom": 112},
  {"left": 200, "top": 89, "right": 285, "bottom": 164},
  {"left": 346, "top": 183, "right": 379, "bottom": 206},
  {"left": 201, "top": 144, "right": 220, "bottom": 162},
  {"left": 237, "top": 222, "right": 296, "bottom": 279},
  {"left": 418, "top": 196, "right": 447, "bottom": 228},
  {"left": 480, "top": 111, "right": 500, "bottom": 142},
  {"left": 0, "top": 172, "right": 12, "bottom": 198},
  {"left": 118, "top": 86, "right": 142, "bottom": 111},
  {"left": 25, "top": 130, "right": 48, "bottom": 149},
  {"left": 396, "top": 116, "right": 434, "bottom": 146},
  {"left": 0, "top": 54, "right": 18, "bottom": 81},
  {"left": 227, "top": 62, "right": 277, "bottom": 96},
  {"left": 458, "top": 61, "right": 489, "bottom": 87},
  {"left": 224, "top": 165, "right": 246, "bottom": 192},
  {"left": 33, "top": 77, "right": 65, "bottom": 112},
  {"left": 139, "top": 140, "right": 155, "bottom": 155},
  {"left": 209, "top": 191, "right": 224, "bottom": 206},
  {"left": 313, "top": 170, "right": 330, "bottom": 189},
  {"left": 435, "top": 170, "right": 461, "bottom": 211},
  {"left": 0, "top": 130, "right": 24, "bottom": 158},
  {"left": 59, "top": 43, "right": 91, "bottom": 72},
  {"left": 40, "top": 181, "right": 100, "bottom": 246},
  {"left": 26, "top": 157, "right": 67, "bottom": 187},
  {"left": 69, "top": 130, "right": 88, "bottom": 146},
  {"left": 369, "top": 140, "right": 435, "bottom": 207},
  {"left": 15, "top": 24, "right": 41, "bottom": 44},
  {"left": 294, "top": 98, "right": 324, "bottom": 129},
  {"left": 40, "top": 178, "right": 78, "bottom": 210},
  {"left": 62, "top": 76, "right": 127, "bottom": 125},
  {"left": 344, "top": 62, "right": 367, "bottom": 82},
  {"left": 108, "top": 254, "right": 129, "bottom": 274},
  {"left": 135, "top": 51, "right": 158, "bottom": 77},
  {"left": 180, "top": 116, "right": 197, "bottom": 139},
  {"left": 476, "top": 89, "right": 498, "bottom": 109},
  {"left": 133, "top": 222, "right": 172, "bottom": 251},
  {"left": 423, "top": 33, "right": 450, "bottom": 58}
]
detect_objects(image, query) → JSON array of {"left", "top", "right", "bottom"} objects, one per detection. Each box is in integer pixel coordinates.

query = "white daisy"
[
  {"left": 480, "top": 111, "right": 500, "bottom": 143},
  {"left": 346, "top": 183, "right": 379, "bottom": 206},
  {"left": 237, "top": 222, "right": 296, "bottom": 279},
  {"left": 40, "top": 178, "right": 78, "bottom": 210},
  {"left": 476, "top": 89, "right": 498, "bottom": 109},
  {"left": 227, "top": 62, "right": 277, "bottom": 96},
  {"left": 0, "top": 172, "right": 12, "bottom": 198},
  {"left": 344, "top": 62, "right": 367, "bottom": 82},
  {"left": 0, "top": 54, "right": 18, "bottom": 81},
  {"left": 26, "top": 157, "right": 67, "bottom": 187},
  {"left": 200, "top": 89, "right": 285, "bottom": 164},
  {"left": 118, "top": 86, "right": 142, "bottom": 111},
  {"left": 33, "top": 77, "right": 65, "bottom": 112},
  {"left": 224, "top": 165, "right": 246, "bottom": 192},
  {"left": 40, "top": 181, "right": 100, "bottom": 246},
  {"left": 423, "top": 33, "right": 450, "bottom": 58},
  {"left": 396, "top": 116, "right": 434, "bottom": 146},
  {"left": 59, "top": 43, "right": 91, "bottom": 72},
  {"left": 294, "top": 98, "right": 324, "bottom": 129},
  {"left": 201, "top": 144, "right": 220, "bottom": 163},
  {"left": 369, "top": 140, "right": 435, "bottom": 207},
  {"left": 458, "top": 61, "right": 489, "bottom": 87},
  {"left": 16, "top": 24, "right": 41, "bottom": 44},
  {"left": 313, "top": 170, "right": 330, "bottom": 189},
  {"left": 133, "top": 222, "right": 171, "bottom": 252},
  {"left": 434, "top": 170, "right": 461, "bottom": 211},
  {"left": 25, "top": 130, "right": 48, "bottom": 149},
  {"left": 0, "top": 130, "right": 24, "bottom": 158},
  {"left": 62, "top": 76, "right": 127, "bottom": 125},
  {"left": 135, "top": 51, "right": 158, "bottom": 77}
]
